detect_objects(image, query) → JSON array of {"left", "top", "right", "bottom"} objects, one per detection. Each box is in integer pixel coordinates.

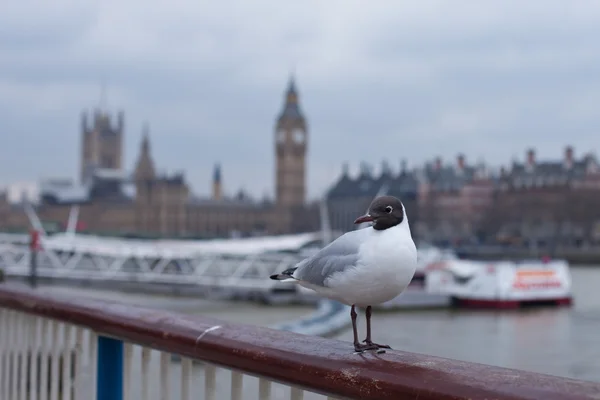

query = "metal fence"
[{"left": 1, "top": 285, "right": 599, "bottom": 400}]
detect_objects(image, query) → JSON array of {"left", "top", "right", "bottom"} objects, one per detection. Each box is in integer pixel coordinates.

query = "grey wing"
[{"left": 294, "top": 231, "right": 363, "bottom": 287}]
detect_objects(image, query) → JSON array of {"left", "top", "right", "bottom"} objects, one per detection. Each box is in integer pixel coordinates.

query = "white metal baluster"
[
  {"left": 159, "top": 351, "right": 170, "bottom": 400},
  {"left": 29, "top": 315, "right": 41, "bottom": 400},
  {"left": 61, "top": 325, "right": 72, "bottom": 400},
  {"left": 290, "top": 387, "right": 303, "bottom": 400},
  {"left": 72, "top": 327, "right": 85, "bottom": 400},
  {"left": 122, "top": 343, "right": 133, "bottom": 400},
  {"left": 180, "top": 357, "right": 192, "bottom": 400},
  {"left": 49, "top": 321, "right": 61, "bottom": 400},
  {"left": 19, "top": 314, "right": 29, "bottom": 400},
  {"left": 258, "top": 378, "right": 272, "bottom": 400},
  {"left": 11, "top": 312, "right": 19, "bottom": 400},
  {"left": 39, "top": 319, "right": 49, "bottom": 400},
  {"left": 87, "top": 331, "right": 98, "bottom": 400},
  {"left": 4, "top": 311, "right": 11, "bottom": 399},
  {"left": 0, "top": 309, "right": 9, "bottom": 400},
  {"left": 140, "top": 347, "right": 151, "bottom": 400},
  {"left": 0, "top": 310, "right": 4, "bottom": 397},
  {"left": 204, "top": 364, "right": 216, "bottom": 400},
  {"left": 231, "top": 370, "right": 243, "bottom": 400}
]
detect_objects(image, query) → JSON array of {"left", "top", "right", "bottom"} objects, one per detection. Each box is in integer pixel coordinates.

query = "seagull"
[{"left": 270, "top": 195, "right": 417, "bottom": 353}]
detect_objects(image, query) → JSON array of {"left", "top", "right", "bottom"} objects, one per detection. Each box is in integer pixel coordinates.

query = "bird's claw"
[
  {"left": 354, "top": 343, "right": 386, "bottom": 353},
  {"left": 361, "top": 339, "right": 392, "bottom": 349},
  {"left": 354, "top": 344, "right": 379, "bottom": 353}
]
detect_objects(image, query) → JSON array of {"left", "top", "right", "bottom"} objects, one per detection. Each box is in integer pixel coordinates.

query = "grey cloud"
[{"left": 2, "top": 0, "right": 600, "bottom": 199}]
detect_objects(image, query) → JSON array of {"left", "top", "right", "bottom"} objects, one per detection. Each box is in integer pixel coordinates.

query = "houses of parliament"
[{"left": 0, "top": 78, "right": 320, "bottom": 237}]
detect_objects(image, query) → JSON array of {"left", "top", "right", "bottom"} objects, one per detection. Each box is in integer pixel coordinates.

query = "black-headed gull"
[{"left": 270, "top": 195, "right": 417, "bottom": 353}]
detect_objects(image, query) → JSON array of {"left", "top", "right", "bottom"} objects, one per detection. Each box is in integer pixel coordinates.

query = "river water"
[{"left": 29, "top": 266, "right": 600, "bottom": 398}]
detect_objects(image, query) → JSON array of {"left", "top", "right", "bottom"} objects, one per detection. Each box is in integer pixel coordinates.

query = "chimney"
[
  {"left": 341, "top": 162, "right": 349, "bottom": 177},
  {"left": 526, "top": 148, "right": 536, "bottom": 166},
  {"left": 117, "top": 111, "right": 125, "bottom": 131},
  {"left": 381, "top": 160, "right": 392, "bottom": 176},
  {"left": 564, "top": 146, "right": 574, "bottom": 166},
  {"left": 359, "top": 161, "right": 371, "bottom": 176},
  {"left": 434, "top": 157, "right": 442, "bottom": 170},
  {"left": 457, "top": 154, "right": 465, "bottom": 170}
]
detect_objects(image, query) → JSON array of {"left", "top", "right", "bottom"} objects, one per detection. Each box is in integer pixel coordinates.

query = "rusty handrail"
[{"left": 0, "top": 284, "right": 598, "bottom": 400}]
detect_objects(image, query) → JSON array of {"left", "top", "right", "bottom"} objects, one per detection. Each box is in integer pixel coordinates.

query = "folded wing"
[{"left": 294, "top": 230, "right": 365, "bottom": 287}]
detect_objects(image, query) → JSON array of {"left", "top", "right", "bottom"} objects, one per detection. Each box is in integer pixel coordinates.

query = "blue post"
[{"left": 96, "top": 336, "right": 123, "bottom": 400}]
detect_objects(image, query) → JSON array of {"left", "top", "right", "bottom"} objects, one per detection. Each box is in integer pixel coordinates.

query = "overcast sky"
[{"left": 2, "top": 0, "right": 600, "bottom": 200}]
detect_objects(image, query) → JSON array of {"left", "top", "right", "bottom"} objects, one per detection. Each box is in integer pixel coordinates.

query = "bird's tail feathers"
[{"left": 269, "top": 267, "right": 298, "bottom": 282}]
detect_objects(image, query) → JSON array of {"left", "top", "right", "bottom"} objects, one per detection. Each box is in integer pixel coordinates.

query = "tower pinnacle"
[
  {"left": 141, "top": 122, "right": 150, "bottom": 153},
  {"left": 285, "top": 73, "right": 298, "bottom": 105},
  {"left": 134, "top": 124, "right": 156, "bottom": 182},
  {"left": 212, "top": 163, "right": 222, "bottom": 200}
]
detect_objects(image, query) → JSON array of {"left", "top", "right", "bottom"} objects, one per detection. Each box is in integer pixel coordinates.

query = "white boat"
[
  {"left": 424, "top": 257, "right": 573, "bottom": 308},
  {"left": 413, "top": 242, "right": 458, "bottom": 281}
]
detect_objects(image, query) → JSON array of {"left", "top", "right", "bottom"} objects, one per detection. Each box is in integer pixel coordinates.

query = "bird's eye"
[{"left": 385, "top": 206, "right": 393, "bottom": 214}]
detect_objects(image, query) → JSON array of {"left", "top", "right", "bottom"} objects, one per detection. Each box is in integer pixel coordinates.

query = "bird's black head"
[{"left": 353, "top": 195, "right": 405, "bottom": 231}]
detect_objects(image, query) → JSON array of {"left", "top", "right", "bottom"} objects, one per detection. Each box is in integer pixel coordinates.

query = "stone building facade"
[
  {"left": 483, "top": 147, "right": 600, "bottom": 246},
  {"left": 417, "top": 155, "right": 495, "bottom": 244},
  {"left": 0, "top": 77, "right": 320, "bottom": 238},
  {"left": 318, "top": 147, "right": 600, "bottom": 246}
]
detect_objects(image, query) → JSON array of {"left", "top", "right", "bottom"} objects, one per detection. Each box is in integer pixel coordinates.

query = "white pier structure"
[{"left": 0, "top": 230, "right": 332, "bottom": 300}]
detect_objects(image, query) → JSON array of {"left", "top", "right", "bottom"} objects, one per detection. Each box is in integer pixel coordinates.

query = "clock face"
[{"left": 292, "top": 129, "right": 305, "bottom": 144}]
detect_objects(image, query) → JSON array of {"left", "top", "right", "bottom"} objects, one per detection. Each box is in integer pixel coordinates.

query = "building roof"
[
  {"left": 189, "top": 189, "right": 270, "bottom": 208},
  {"left": 500, "top": 150, "right": 599, "bottom": 188},
  {"left": 422, "top": 163, "right": 479, "bottom": 192},
  {"left": 277, "top": 75, "right": 304, "bottom": 123},
  {"left": 94, "top": 168, "right": 128, "bottom": 180},
  {"left": 39, "top": 180, "right": 90, "bottom": 203},
  {"left": 39, "top": 168, "right": 136, "bottom": 205},
  {"left": 327, "top": 161, "right": 419, "bottom": 200}
]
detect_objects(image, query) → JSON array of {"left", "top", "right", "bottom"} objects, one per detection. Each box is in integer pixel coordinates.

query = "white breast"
[{"left": 324, "top": 225, "right": 417, "bottom": 307}]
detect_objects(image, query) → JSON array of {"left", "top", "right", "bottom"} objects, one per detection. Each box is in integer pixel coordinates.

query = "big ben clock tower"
[{"left": 275, "top": 75, "right": 307, "bottom": 208}]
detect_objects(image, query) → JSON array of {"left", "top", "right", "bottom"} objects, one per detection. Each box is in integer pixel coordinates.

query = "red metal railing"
[{"left": 0, "top": 284, "right": 599, "bottom": 400}]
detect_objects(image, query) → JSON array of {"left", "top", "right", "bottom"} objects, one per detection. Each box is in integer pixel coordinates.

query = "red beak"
[{"left": 354, "top": 214, "right": 374, "bottom": 224}]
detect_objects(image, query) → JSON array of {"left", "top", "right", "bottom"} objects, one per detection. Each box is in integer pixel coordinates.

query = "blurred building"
[
  {"left": 325, "top": 155, "right": 494, "bottom": 244},
  {"left": 484, "top": 146, "right": 600, "bottom": 246},
  {"left": 0, "top": 77, "right": 320, "bottom": 237},
  {"left": 4, "top": 79, "right": 600, "bottom": 245},
  {"left": 417, "top": 154, "right": 495, "bottom": 244}
]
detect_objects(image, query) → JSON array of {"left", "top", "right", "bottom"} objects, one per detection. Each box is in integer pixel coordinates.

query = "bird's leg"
[
  {"left": 363, "top": 305, "right": 373, "bottom": 344},
  {"left": 352, "top": 305, "right": 379, "bottom": 352},
  {"left": 362, "top": 305, "right": 391, "bottom": 349}
]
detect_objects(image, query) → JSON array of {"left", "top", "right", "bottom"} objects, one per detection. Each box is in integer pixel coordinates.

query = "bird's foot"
[
  {"left": 353, "top": 343, "right": 385, "bottom": 354},
  {"left": 362, "top": 339, "right": 392, "bottom": 350}
]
